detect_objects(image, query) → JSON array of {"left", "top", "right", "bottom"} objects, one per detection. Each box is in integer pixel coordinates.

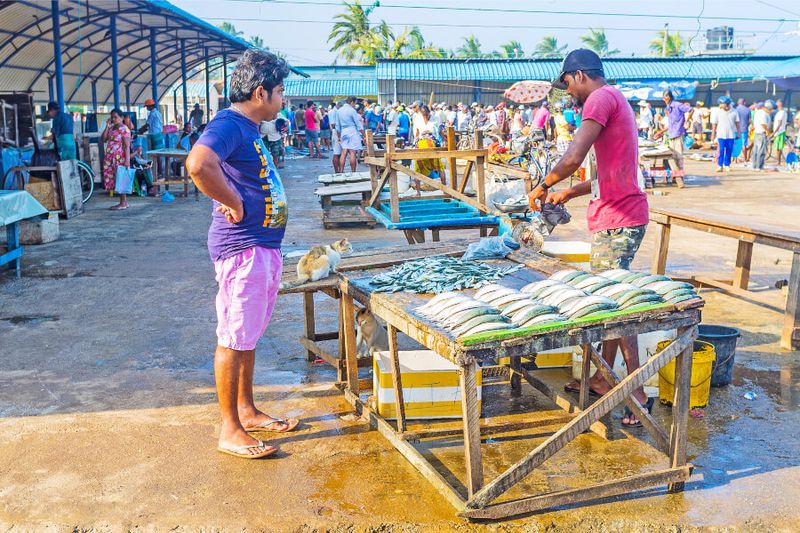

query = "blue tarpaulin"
[
  {"left": 0, "top": 191, "right": 48, "bottom": 226},
  {"left": 613, "top": 80, "right": 698, "bottom": 101}
]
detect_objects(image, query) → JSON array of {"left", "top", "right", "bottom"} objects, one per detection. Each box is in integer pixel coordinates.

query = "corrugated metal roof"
[
  {"left": 376, "top": 57, "right": 800, "bottom": 82},
  {"left": 288, "top": 65, "right": 374, "bottom": 80},
  {"left": 0, "top": 0, "right": 301, "bottom": 106},
  {"left": 284, "top": 78, "right": 377, "bottom": 97}
]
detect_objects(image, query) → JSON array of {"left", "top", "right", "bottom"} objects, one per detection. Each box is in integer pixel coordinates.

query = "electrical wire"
[{"left": 217, "top": 0, "right": 800, "bottom": 23}]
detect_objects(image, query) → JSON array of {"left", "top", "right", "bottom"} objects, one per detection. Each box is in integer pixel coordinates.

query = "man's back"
[{"left": 581, "top": 85, "right": 647, "bottom": 234}]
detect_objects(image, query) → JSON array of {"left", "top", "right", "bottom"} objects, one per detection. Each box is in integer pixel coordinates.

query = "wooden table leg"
[
  {"left": 781, "top": 251, "right": 800, "bottom": 350},
  {"left": 303, "top": 292, "right": 316, "bottom": 361},
  {"left": 733, "top": 240, "right": 754, "bottom": 290},
  {"left": 652, "top": 222, "right": 671, "bottom": 275},
  {"left": 668, "top": 326, "right": 694, "bottom": 492},
  {"left": 342, "top": 294, "right": 359, "bottom": 393},
  {"left": 336, "top": 293, "right": 346, "bottom": 382},
  {"left": 460, "top": 360, "right": 483, "bottom": 496},
  {"left": 510, "top": 356, "right": 521, "bottom": 397},
  {"left": 387, "top": 324, "right": 406, "bottom": 432},
  {"left": 431, "top": 229, "right": 440, "bottom": 242},
  {"left": 579, "top": 344, "right": 592, "bottom": 409}
]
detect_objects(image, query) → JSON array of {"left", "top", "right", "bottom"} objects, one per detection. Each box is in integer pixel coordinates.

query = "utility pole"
[{"left": 662, "top": 23, "right": 669, "bottom": 58}]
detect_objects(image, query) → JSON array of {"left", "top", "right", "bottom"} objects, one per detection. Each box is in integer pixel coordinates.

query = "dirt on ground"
[{"left": 0, "top": 152, "right": 798, "bottom": 532}]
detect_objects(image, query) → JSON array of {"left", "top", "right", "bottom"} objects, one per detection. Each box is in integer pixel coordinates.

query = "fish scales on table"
[{"left": 369, "top": 255, "right": 523, "bottom": 294}]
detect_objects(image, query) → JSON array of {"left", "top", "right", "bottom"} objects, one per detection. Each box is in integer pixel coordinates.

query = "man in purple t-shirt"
[
  {"left": 661, "top": 90, "right": 692, "bottom": 188},
  {"left": 187, "top": 49, "right": 297, "bottom": 460},
  {"left": 528, "top": 49, "right": 652, "bottom": 427}
]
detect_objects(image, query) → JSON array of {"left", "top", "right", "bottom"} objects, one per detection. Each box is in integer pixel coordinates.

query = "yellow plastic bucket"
[{"left": 657, "top": 340, "right": 716, "bottom": 409}]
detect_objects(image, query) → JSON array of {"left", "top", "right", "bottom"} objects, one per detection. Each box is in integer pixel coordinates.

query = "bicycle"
[
  {"left": 3, "top": 158, "right": 94, "bottom": 204},
  {"left": 75, "top": 160, "right": 94, "bottom": 203}
]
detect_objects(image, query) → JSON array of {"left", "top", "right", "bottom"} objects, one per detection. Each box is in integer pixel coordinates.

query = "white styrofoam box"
[{"left": 541, "top": 241, "right": 591, "bottom": 271}]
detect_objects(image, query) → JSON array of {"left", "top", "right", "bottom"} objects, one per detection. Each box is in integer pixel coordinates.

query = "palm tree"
[
  {"left": 495, "top": 40, "right": 525, "bottom": 59},
  {"left": 328, "top": 1, "right": 392, "bottom": 64},
  {"left": 649, "top": 31, "right": 684, "bottom": 57},
  {"left": 387, "top": 26, "right": 443, "bottom": 59},
  {"left": 455, "top": 35, "right": 485, "bottom": 58},
  {"left": 217, "top": 22, "right": 243, "bottom": 38},
  {"left": 248, "top": 35, "right": 264, "bottom": 48},
  {"left": 580, "top": 28, "right": 620, "bottom": 57},
  {"left": 534, "top": 35, "right": 567, "bottom": 59}
]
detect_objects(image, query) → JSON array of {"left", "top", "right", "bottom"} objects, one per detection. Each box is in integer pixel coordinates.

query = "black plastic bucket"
[{"left": 698, "top": 324, "right": 740, "bottom": 387}]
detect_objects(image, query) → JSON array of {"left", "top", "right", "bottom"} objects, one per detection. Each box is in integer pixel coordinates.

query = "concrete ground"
[{"left": 1, "top": 151, "right": 799, "bottom": 532}]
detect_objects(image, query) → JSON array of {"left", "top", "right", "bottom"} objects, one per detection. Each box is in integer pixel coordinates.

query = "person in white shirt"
[
  {"left": 751, "top": 101, "right": 772, "bottom": 171},
  {"left": 446, "top": 105, "right": 457, "bottom": 128},
  {"left": 329, "top": 101, "right": 342, "bottom": 173},
  {"left": 456, "top": 103, "right": 471, "bottom": 131},
  {"left": 710, "top": 96, "right": 739, "bottom": 172},
  {"left": 386, "top": 103, "right": 399, "bottom": 136},
  {"left": 772, "top": 99, "right": 788, "bottom": 164},
  {"left": 637, "top": 100, "right": 653, "bottom": 139}
]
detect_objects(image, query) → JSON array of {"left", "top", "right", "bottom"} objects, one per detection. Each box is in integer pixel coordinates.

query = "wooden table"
[
  {"left": 314, "top": 181, "right": 376, "bottom": 229},
  {"left": 147, "top": 148, "right": 198, "bottom": 199},
  {"left": 279, "top": 241, "right": 471, "bottom": 380},
  {"left": 330, "top": 244, "right": 702, "bottom": 519},
  {"left": 650, "top": 207, "right": 800, "bottom": 350}
]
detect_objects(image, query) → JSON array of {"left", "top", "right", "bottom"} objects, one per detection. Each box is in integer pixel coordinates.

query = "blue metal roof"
[
  {"left": 0, "top": 0, "right": 303, "bottom": 106},
  {"left": 376, "top": 57, "right": 800, "bottom": 82},
  {"left": 285, "top": 78, "right": 377, "bottom": 98}
]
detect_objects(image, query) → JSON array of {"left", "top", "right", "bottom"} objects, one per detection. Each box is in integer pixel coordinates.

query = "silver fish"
[
  {"left": 569, "top": 302, "right": 617, "bottom": 319},
  {"left": 511, "top": 305, "right": 560, "bottom": 325},
  {"left": 418, "top": 296, "right": 472, "bottom": 317},
  {"left": 667, "top": 293, "right": 700, "bottom": 304},
  {"left": 595, "top": 282, "right": 640, "bottom": 298},
  {"left": 561, "top": 295, "right": 618, "bottom": 316},
  {"left": 459, "top": 321, "right": 516, "bottom": 337},
  {"left": 542, "top": 289, "right": 587, "bottom": 307},
  {"left": 619, "top": 293, "right": 664, "bottom": 309},
  {"left": 474, "top": 283, "right": 509, "bottom": 300},
  {"left": 646, "top": 280, "right": 695, "bottom": 295},
  {"left": 489, "top": 292, "right": 530, "bottom": 308},
  {"left": 550, "top": 269, "right": 584, "bottom": 283},
  {"left": 442, "top": 299, "right": 493, "bottom": 318},
  {"left": 598, "top": 269, "right": 631, "bottom": 280},
  {"left": 453, "top": 314, "right": 510, "bottom": 335},
  {"left": 521, "top": 313, "right": 566, "bottom": 326},
  {"left": 631, "top": 274, "right": 671, "bottom": 287},
  {"left": 536, "top": 283, "right": 574, "bottom": 301},
  {"left": 662, "top": 288, "right": 698, "bottom": 301},
  {"left": 520, "top": 279, "right": 562, "bottom": 296},
  {"left": 500, "top": 298, "right": 542, "bottom": 316},
  {"left": 614, "top": 289, "right": 658, "bottom": 306},
  {"left": 443, "top": 306, "right": 499, "bottom": 327}
]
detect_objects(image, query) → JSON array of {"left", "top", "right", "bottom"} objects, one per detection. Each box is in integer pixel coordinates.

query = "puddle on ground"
[
  {"left": 0, "top": 315, "right": 59, "bottom": 325},
  {"left": 735, "top": 364, "right": 800, "bottom": 410}
]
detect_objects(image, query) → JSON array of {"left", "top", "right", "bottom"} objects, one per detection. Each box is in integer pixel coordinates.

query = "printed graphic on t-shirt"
[{"left": 253, "top": 137, "right": 288, "bottom": 228}]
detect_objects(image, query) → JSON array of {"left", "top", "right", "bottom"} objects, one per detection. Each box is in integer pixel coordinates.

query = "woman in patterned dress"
[{"left": 102, "top": 108, "right": 131, "bottom": 210}]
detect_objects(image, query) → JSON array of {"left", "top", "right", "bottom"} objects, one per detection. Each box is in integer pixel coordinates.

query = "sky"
[{"left": 173, "top": 0, "right": 800, "bottom": 66}]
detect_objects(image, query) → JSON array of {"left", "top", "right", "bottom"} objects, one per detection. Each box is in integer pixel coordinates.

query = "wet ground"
[{"left": 0, "top": 152, "right": 799, "bottom": 531}]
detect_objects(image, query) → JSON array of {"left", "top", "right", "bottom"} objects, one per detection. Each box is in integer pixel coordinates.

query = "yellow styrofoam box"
[
  {"left": 373, "top": 350, "right": 482, "bottom": 420},
  {"left": 541, "top": 241, "right": 591, "bottom": 270},
  {"left": 498, "top": 346, "right": 578, "bottom": 369}
]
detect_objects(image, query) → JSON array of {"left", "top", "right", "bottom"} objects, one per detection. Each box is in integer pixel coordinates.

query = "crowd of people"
[{"left": 636, "top": 93, "right": 799, "bottom": 174}]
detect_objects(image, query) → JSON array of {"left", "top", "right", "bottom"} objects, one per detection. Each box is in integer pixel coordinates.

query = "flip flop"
[
  {"left": 622, "top": 397, "right": 655, "bottom": 428},
  {"left": 563, "top": 381, "right": 603, "bottom": 397},
  {"left": 245, "top": 417, "right": 299, "bottom": 433},
  {"left": 109, "top": 204, "right": 129, "bottom": 210},
  {"left": 217, "top": 440, "right": 277, "bottom": 459}
]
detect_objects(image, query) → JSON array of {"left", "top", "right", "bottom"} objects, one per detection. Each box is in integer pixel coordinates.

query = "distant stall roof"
[
  {"left": 0, "top": 0, "right": 303, "bottom": 106},
  {"left": 376, "top": 56, "right": 800, "bottom": 82},
  {"left": 285, "top": 79, "right": 377, "bottom": 98}
]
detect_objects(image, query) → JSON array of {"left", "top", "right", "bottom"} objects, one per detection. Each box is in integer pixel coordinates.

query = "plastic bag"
[
  {"left": 485, "top": 173, "right": 526, "bottom": 205},
  {"left": 161, "top": 191, "right": 175, "bottom": 203},
  {"left": 462, "top": 235, "right": 520, "bottom": 260},
  {"left": 114, "top": 166, "right": 135, "bottom": 195}
]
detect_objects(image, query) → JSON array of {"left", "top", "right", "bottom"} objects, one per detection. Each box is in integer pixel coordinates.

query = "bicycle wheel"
[{"left": 76, "top": 160, "right": 94, "bottom": 203}]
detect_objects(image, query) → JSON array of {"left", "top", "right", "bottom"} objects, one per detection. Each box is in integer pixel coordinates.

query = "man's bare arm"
[
  {"left": 186, "top": 144, "right": 244, "bottom": 222},
  {"left": 528, "top": 119, "right": 603, "bottom": 209}
]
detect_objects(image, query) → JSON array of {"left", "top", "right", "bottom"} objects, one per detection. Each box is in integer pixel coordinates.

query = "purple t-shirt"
[
  {"left": 197, "top": 108, "right": 288, "bottom": 261},
  {"left": 666, "top": 100, "right": 691, "bottom": 139}
]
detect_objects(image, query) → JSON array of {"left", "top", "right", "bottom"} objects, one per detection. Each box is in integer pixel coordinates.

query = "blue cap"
[
  {"left": 718, "top": 96, "right": 732, "bottom": 105},
  {"left": 552, "top": 49, "right": 604, "bottom": 90}
]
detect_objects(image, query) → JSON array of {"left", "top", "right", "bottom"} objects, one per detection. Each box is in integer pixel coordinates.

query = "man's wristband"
[{"left": 541, "top": 181, "right": 550, "bottom": 191}]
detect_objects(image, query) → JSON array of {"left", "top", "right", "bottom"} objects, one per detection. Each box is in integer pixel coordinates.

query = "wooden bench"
[
  {"left": 313, "top": 181, "right": 376, "bottom": 229},
  {"left": 650, "top": 207, "right": 800, "bottom": 350}
]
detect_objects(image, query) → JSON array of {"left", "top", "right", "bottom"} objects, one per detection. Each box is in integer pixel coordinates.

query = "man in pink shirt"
[
  {"left": 528, "top": 49, "right": 651, "bottom": 427},
  {"left": 304, "top": 100, "right": 322, "bottom": 159},
  {"left": 532, "top": 101, "right": 551, "bottom": 135}
]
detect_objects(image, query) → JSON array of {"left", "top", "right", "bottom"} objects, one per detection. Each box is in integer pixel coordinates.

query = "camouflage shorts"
[{"left": 590, "top": 224, "right": 647, "bottom": 272}]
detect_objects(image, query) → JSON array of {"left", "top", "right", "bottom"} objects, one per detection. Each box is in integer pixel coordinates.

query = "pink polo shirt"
[{"left": 581, "top": 85, "right": 649, "bottom": 233}]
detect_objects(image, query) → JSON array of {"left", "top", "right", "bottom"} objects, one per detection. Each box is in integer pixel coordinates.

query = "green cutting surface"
[{"left": 458, "top": 302, "right": 676, "bottom": 345}]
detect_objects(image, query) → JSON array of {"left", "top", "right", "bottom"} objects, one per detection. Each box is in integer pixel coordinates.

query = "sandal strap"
[{"left": 222, "top": 440, "right": 267, "bottom": 454}]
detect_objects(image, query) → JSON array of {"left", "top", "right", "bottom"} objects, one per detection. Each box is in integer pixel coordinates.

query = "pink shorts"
[{"left": 214, "top": 246, "right": 282, "bottom": 351}]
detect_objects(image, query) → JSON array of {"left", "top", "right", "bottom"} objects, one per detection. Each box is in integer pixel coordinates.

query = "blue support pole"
[
  {"left": 173, "top": 89, "right": 178, "bottom": 123},
  {"left": 180, "top": 39, "right": 187, "bottom": 123},
  {"left": 125, "top": 84, "right": 131, "bottom": 111},
  {"left": 110, "top": 14, "right": 120, "bottom": 109},
  {"left": 48, "top": 77, "right": 55, "bottom": 102},
  {"left": 149, "top": 28, "right": 159, "bottom": 104},
  {"left": 204, "top": 47, "right": 210, "bottom": 120},
  {"left": 51, "top": 0, "right": 65, "bottom": 109},
  {"left": 91, "top": 80, "right": 97, "bottom": 111},
  {"left": 222, "top": 53, "right": 228, "bottom": 109}
]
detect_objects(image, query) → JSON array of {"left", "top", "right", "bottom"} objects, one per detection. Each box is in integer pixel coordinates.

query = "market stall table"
[
  {"left": 147, "top": 148, "right": 197, "bottom": 199},
  {"left": 331, "top": 245, "right": 702, "bottom": 519},
  {"left": 650, "top": 207, "right": 800, "bottom": 350},
  {"left": 0, "top": 190, "right": 48, "bottom": 277}
]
